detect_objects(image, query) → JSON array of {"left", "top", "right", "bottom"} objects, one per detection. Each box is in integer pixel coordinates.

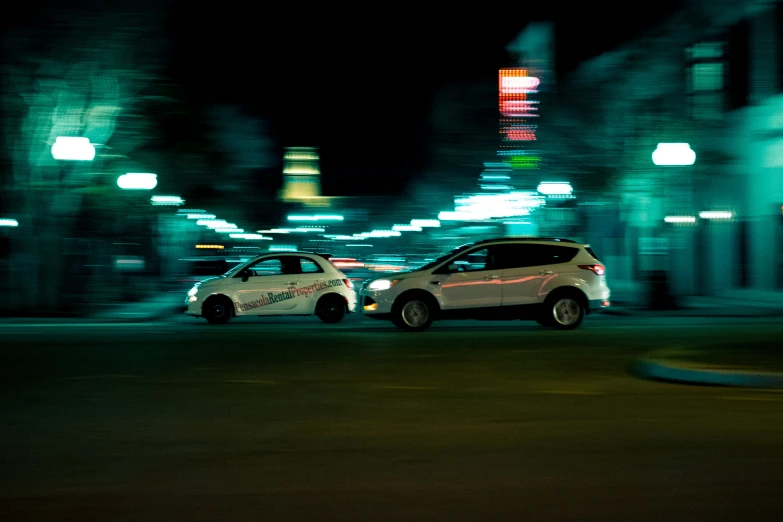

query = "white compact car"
[
  {"left": 185, "top": 252, "right": 357, "bottom": 324},
  {"left": 358, "top": 238, "right": 611, "bottom": 331}
]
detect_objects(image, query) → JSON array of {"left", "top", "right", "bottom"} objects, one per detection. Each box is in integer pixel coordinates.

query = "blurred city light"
[
  {"left": 392, "top": 225, "right": 423, "bottom": 232},
  {"left": 287, "top": 214, "right": 344, "bottom": 221},
  {"left": 410, "top": 219, "right": 440, "bottom": 227},
  {"left": 117, "top": 173, "right": 158, "bottom": 190},
  {"left": 51, "top": 137, "right": 96, "bottom": 161},
  {"left": 214, "top": 228, "right": 243, "bottom": 233},
  {"left": 229, "top": 233, "right": 271, "bottom": 240},
  {"left": 269, "top": 245, "right": 297, "bottom": 251},
  {"left": 0, "top": 218, "right": 19, "bottom": 227},
  {"left": 699, "top": 210, "right": 733, "bottom": 220},
  {"left": 652, "top": 143, "right": 696, "bottom": 166},
  {"left": 151, "top": 195, "right": 185, "bottom": 206},
  {"left": 195, "top": 244, "right": 224, "bottom": 249},
  {"left": 664, "top": 215, "right": 697, "bottom": 224},
  {"left": 537, "top": 182, "right": 573, "bottom": 195},
  {"left": 187, "top": 214, "right": 216, "bottom": 219}
]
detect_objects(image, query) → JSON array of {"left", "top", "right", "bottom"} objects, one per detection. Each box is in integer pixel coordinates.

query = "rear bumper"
[{"left": 588, "top": 298, "right": 611, "bottom": 314}]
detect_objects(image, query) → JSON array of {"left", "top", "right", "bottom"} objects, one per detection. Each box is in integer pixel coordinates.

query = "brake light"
[
  {"left": 578, "top": 264, "right": 605, "bottom": 276},
  {"left": 343, "top": 279, "right": 354, "bottom": 289}
]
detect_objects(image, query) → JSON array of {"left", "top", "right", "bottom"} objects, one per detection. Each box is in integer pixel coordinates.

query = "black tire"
[
  {"left": 202, "top": 295, "right": 233, "bottom": 325},
  {"left": 391, "top": 294, "right": 435, "bottom": 332},
  {"left": 316, "top": 294, "right": 346, "bottom": 324},
  {"left": 535, "top": 315, "right": 553, "bottom": 327},
  {"left": 542, "top": 291, "right": 585, "bottom": 330}
]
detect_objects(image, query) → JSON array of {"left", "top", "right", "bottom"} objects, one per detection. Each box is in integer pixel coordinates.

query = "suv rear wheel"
[{"left": 540, "top": 291, "right": 585, "bottom": 330}]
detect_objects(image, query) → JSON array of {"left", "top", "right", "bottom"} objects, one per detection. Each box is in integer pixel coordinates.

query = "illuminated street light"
[
  {"left": 537, "top": 182, "right": 572, "bottom": 195},
  {"left": 652, "top": 143, "right": 696, "bottom": 166},
  {"left": 117, "top": 173, "right": 158, "bottom": 190},
  {"left": 151, "top": 195, "right": 185, "bottom": 206},
  {"left": 51, "top": 137, "right": 96, "bottom": 161}
]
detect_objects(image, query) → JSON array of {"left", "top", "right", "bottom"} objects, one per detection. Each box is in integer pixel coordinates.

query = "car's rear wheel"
[
  {"left": 316, "top": 295, "right": 346, "bottom": 324},
  {"left": 392, "top": 295, "right": 435, "bottom": 332},
  {"left": 541, "top": 292, "right": 585, "bottom": 330},
  {"left": 203, "top": 295, "right": 233, "bottom": 324}
]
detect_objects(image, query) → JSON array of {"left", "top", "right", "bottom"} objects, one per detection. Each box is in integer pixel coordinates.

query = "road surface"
[{"left": 2, "top": 315, "right": 782, "bottom": 521}]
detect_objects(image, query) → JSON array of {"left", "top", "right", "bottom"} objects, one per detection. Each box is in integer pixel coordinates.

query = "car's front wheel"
[
  {"left": 202, "top": 295, "right": 233, "bottom": 325},
  {"left": 391, "top": 295, "right": 435, "bottom": 332}
]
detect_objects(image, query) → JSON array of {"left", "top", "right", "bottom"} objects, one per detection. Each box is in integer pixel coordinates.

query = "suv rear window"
[{"left": 585, "top": 247, "right": 599, "bottom": 260}]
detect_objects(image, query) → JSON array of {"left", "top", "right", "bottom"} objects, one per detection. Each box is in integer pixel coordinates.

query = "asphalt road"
[{"left": 2, "top": 315, "right": 783, "bottom": 521}]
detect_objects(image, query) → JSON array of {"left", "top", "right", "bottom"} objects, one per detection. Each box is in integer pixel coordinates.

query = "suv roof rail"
[{"left": 474, "top": 237, "right": 579, "bottom": 245}]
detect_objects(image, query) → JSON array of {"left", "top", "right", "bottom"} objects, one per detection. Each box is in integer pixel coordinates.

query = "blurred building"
[{"left": 543, "top": 0, "right": 783, "bottom": 303}]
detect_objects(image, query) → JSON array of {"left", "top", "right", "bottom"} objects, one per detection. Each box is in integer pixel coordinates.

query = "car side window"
[
  {"left": 300, "top": 258, "right": 324, "bottom": 274},
  {"left": 240, "top": 258, "right": 284, "bottom": 277},
  {"left": 443, "top": 248, "right": 492, "bottom": 273}
]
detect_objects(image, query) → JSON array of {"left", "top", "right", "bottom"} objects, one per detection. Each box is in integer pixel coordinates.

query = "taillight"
[
  {"left": 343, "top": 279, "right": 354, "bottom": 289},
  {"left": 578, "top": 264, "right": 605, "bottom": 276}
]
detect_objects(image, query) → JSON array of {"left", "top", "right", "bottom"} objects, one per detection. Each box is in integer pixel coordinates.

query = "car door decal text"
[{"left": 235, "top": 279, "right": 343, "bottom": 312}]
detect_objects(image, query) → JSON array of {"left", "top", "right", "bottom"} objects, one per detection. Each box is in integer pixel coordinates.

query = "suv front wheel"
[{"left": 391, "top": 295, "right": 435, "bottom": 332}]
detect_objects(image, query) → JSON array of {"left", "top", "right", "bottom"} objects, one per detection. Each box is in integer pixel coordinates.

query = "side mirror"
[{"left": 240, "top": 270, "right": 250, "bottom": 282}]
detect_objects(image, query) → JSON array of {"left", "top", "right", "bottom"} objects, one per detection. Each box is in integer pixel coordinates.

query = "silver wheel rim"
[
  {"left": 552, "top": 298, "right": 580, "bottom": 326},
  {"left": 402, "top": 300, "right": 429, "bottom": 327},
  {"left": 211, "top": 303, "right": 226, "bottom": 318}
]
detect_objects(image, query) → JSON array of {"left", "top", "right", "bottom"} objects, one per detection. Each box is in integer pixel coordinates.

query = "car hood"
[{"left": 197, "top": 276, "right": 224, "bottom": 286}]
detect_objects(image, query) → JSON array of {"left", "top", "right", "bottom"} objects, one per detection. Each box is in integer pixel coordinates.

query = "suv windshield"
[{"left": 418, "top": 244, "right": 475, "bottom": 272}]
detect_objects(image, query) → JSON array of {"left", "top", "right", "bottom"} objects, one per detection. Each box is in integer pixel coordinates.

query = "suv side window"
[
  {"left": 438, "top": 247, "right": 494, "bottom": 273},
  {"left": 493, "top": 244, "right": 579, "bottom": 269}
]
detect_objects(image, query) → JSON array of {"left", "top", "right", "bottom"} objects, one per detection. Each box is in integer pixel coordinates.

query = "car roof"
[
  {"left": 251, "top": 251, "right": 333, "bottom": 260},
  {"left": 469, "top": 237, "right": 583, "bottom": 247}
]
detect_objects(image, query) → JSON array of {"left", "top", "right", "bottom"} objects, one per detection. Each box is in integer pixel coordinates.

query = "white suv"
[
  {"left": 185, "top": 252, "right": 357, "bottom": 324},
  {"left": 358, "top": 238, "right": 610, "bottom": 331}
]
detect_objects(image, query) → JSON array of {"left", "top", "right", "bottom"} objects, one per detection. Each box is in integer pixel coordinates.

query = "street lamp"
[
  {"left": 51, "top": 137, "right": 96, "bottom": 161},
  {"left": 117, "top": 173, "right": 158, "bottom": 190},
  {"left": 652, "top": 143, "right": 696, "bottom": 166}
]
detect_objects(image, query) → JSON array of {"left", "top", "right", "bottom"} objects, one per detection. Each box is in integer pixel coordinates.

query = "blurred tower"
[{"left": 279, "top": 147, "right": 322, "bottom": 204}]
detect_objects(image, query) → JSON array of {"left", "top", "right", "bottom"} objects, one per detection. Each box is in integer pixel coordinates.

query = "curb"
[{"left": 632, "top": 358, "right": 783, "bottom": 389}]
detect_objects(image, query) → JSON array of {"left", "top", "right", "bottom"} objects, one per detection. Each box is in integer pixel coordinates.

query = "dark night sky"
[
  {"left": 164, "top": 3, "right": 685, "bottom": 195},
  {"left": 4, "top": 2, "right": 685, "bottom": 197}
]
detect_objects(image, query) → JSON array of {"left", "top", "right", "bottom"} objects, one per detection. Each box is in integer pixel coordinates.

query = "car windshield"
[
  {"left": 222, "top": 258, "right": 256, "bottom": 277},
  {"left": 417, "top": 243, "right": 475, "bottom": 271}
]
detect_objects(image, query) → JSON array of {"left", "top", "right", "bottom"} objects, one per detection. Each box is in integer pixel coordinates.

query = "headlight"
[
  {"left": 187, "top": 286, "right": 199, "bottom": 297},
  {"left": 368, "top": 279, "right": 400, "bottom": 291}
]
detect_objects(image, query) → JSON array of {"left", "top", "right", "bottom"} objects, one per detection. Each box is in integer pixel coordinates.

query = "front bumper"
[
  {"left": 358, "top": 291, "right": 396, "bottom": 315},
  {"left": 185, "top": 296, "right": 202, "bottom": 317}
]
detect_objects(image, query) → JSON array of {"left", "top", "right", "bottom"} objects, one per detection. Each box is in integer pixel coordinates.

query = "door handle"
[
  {"left": 539, "top": 270, "right": 553, "bottom": 275},
  {"left": 483, "top": 275, "right": 500, "bottom": 280},
  {"left": 430, "top": 280, "right": 440, "bottom": 285},
  {"left": 286, "top": 281, "right": 298, "bottom": 285}
]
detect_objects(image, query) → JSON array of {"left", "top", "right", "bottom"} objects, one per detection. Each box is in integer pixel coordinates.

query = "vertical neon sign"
[{"left": 498, "top": 69, "right": 540, "bottom": 170}]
